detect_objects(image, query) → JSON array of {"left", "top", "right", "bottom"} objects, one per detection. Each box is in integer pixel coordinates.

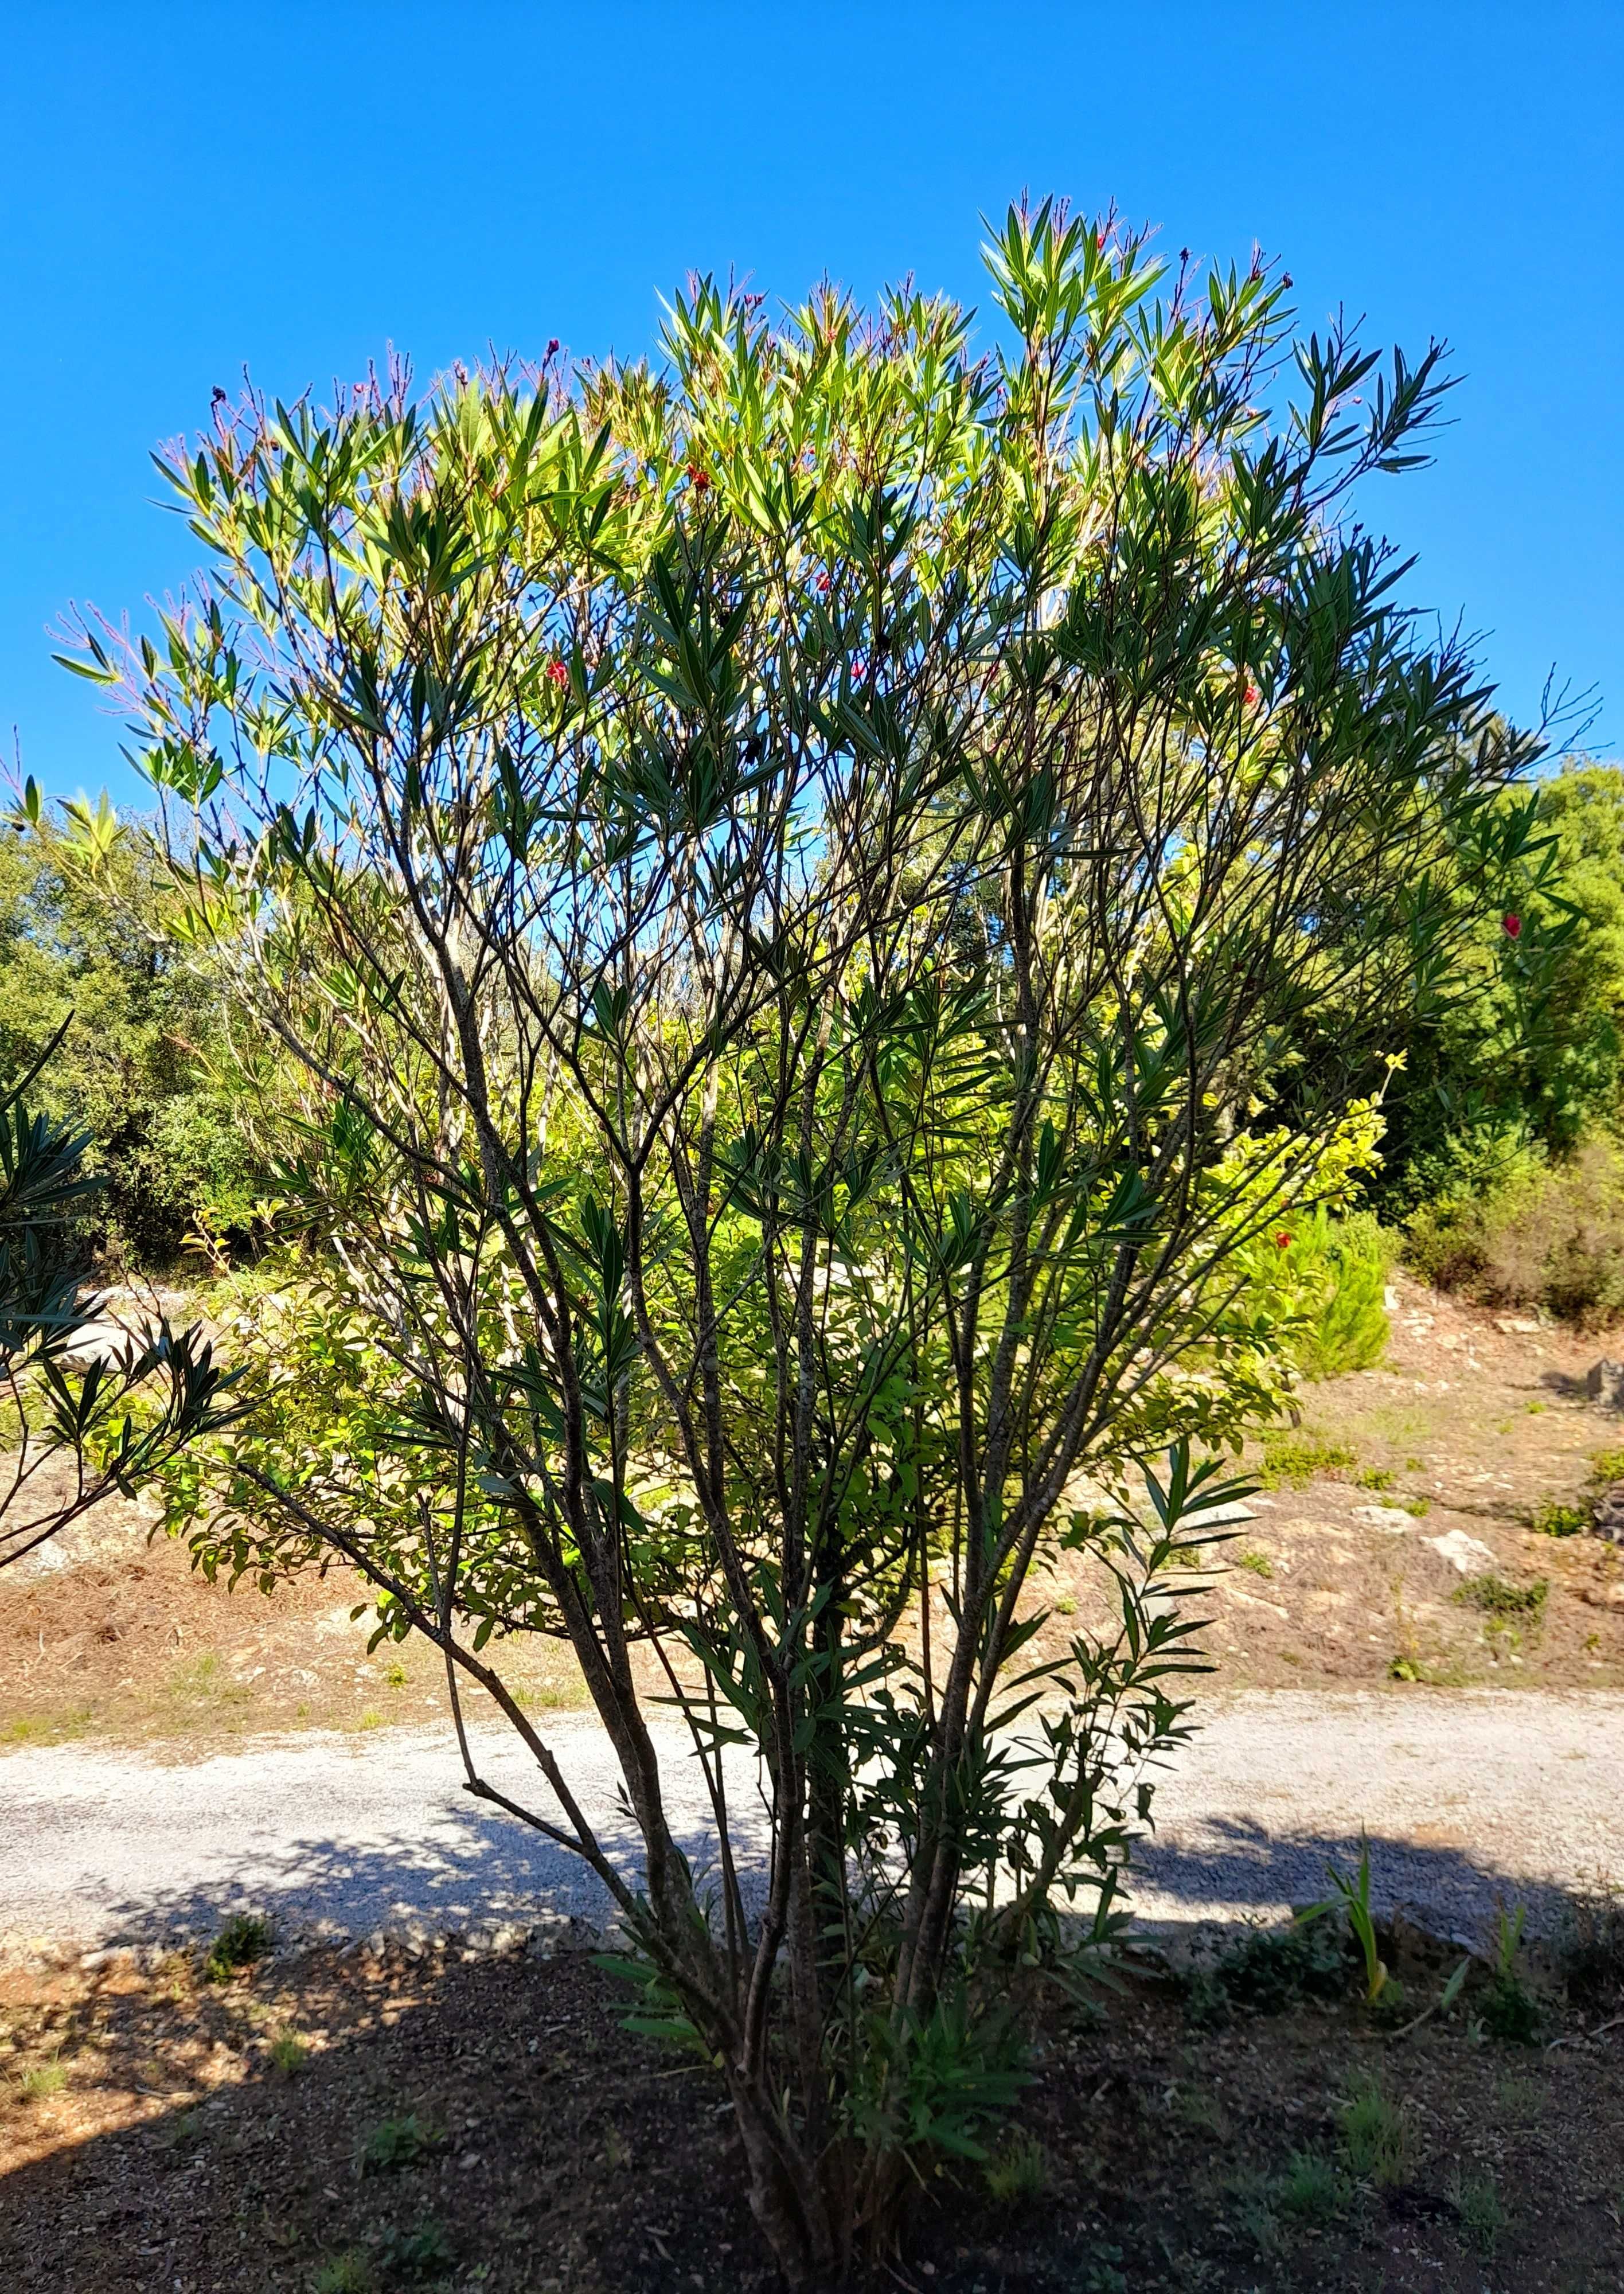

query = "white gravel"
[{"left": 1, "top": 1691, "right": 1619, "bottom": 1958}]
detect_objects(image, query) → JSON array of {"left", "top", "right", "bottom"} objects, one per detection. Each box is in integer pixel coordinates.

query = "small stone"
[
  {"left": 1181, "top": 1500, "right": 1257, "bottom": 1530},
  {"left": 1426, "top": 1528, "right": 1497, "bottom": 1574},
  {"left": 1495, "top": 1315, "right": 1541, "bottom": 1335},
  {"left": 1353, "top": 1504, "right": 1414, "bottom": 1533}
]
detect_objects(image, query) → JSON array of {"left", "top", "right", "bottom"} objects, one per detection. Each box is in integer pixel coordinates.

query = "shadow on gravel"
[
  {"left": 49, "top": 1804, "right": 1582, "bottom": 1960},
  {"left": 1134, "top": 1816, "right": 1587, "bottom": 1942},
  {"left": 75, "top": 1798, "right": 766, "bottom": 1952}
]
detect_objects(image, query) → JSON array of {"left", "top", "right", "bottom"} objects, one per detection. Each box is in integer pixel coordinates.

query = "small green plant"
[
  {"left": 1339, "top": 2078, "right": 1407, "bottom": 2185},
  {"left": 1237, "top": 1549, "right": 1274, "bottom": 1578},
  {"left": 1229, "top": 2184, "right": 1285, "bottom": 2257},
  {"left": 1274, "top": 2148, "right": 1349, "bottom": 2223},
  {"left": 158, "top": 2105, "right": 204, "bottom": 2152},
  {"left": 356, "top": 2112, "right": 438, "bottom": 2176},
  {"left": 1053, "top": 1592, "right": 1078, "bottom": 1616},
  {"left": 374, "top": 2219, "right": 453, "bottom": 2279},
  {"left": 1354, "top": 1465, "right": 1396, "bottom": 1491},
  {"left": 983, "top": 2129, "right": 1048, "bottom": 2206},
  {"left": 1450, "top": 2166, "right": 1508, "bottom": 2256},
  {"left": 1589, "top": 1446, "right": 1624, "bottom": 1486},
  {"left": 357, "top": 1707, "right": 384, "bottom": 1731},
  {"left": 1398, "top": 1494, "right": 1430, "bottom": 1516},
  {"left": 1525, "top": 1400, "right": 1545, "bottom": 1414},
  {"left": 313, "top": 2256, "right": 374, "bottom": 2294},
  {"left": 382, "top": 1660, "right": 408, "bottom": 1689},
  {"left": 269, "top": 2032, "right": 309, "bottom": 2075},
  {"left": 1183, "top": 1920, "right": 1350, "bottom": 2027},
  {"left": 1481, "top": 1902, "right": 1540, "bottom": 2042},
  {"left": 1297, "top": 1833, "right": 1388, "bottom": 2003},
  {"left": 204, "top": 1911, "right": 273, "bottom": 1983},
  {"left": 1173, "top": 2085, "right": 1226, "bottom": 2136},
  {"left": 1456, "top": 1573, "right": 1548, "bottom": 1621},
  {"left": 18, "top": 2056, "right": 66, "bottom": 2101},
  {"left": 1532, "top": 1498, "right": 1588, "bottom": 1538},
  {"left": 1259, "top": 1433, "right": 1358, "bottom": 1489}
]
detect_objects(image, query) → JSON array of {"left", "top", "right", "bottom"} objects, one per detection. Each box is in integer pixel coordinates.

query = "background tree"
[
  {"left": 79, "top": 204, "right": 1543, "bottom": 2281},
  {"left": 0, "top": 790, "right": 260, "bottom": 1266},
  {"left": 0, "top": 1014, "right": 239, "bottom": 1570}
]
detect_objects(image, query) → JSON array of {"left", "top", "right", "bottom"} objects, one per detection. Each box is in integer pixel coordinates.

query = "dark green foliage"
[
  {"left": 373, "top": 2219, "right": 452, "bottom": 2279},
  {"left": 1480, "top": 1972, "right": 1541, "bottom": 2043},
  {"left": 1454, "top": 1573, "right": 1548, "bottom": 1620},
  {"left": 203, "top": 1911, "right": 272, "bottom": 1982},
  {"left": 1, "top": 1031, "right": 243, "bottom": 1571},
  {"left": 0, "top": 807, "right": 261, "bottom": 1269},
  {"left": 1531, "top": 1499, "right": 1588, "bottom": 1538},
  {"left": 1183, "top": 1919, "right": 1352, "bottom": 2027},
  {"left": 356, "top": 2114, "right": 439, "bottom": 2176},
  {"left": 1274, "top": 2149, "right": 1350, "bottom": 2223}
]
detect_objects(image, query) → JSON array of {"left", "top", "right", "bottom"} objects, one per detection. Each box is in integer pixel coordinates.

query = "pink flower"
[
  {"left": 1502, "top": 912, "right": 1522, "bottom": 939},
  {"left": 546, "top": 659, "right": 569, "bottom": 689}
]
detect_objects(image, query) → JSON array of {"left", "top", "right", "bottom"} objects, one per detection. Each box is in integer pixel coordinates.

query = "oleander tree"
[{"left": 68, "top": 201, "right": 1545, "bottom": 2280}]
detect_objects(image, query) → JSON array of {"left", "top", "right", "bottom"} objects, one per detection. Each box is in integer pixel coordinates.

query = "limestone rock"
[{"left": 1426, "top": 1528, "right": 1497, "bottom": 1574}]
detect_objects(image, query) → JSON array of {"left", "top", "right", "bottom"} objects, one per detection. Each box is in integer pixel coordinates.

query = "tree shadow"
[
  {"left": 1131, "top": 1814, "right": 1585, "bottom": 1945},
  {"left": 67, "top": 1793, "right": 772, "bottom": 1953}
]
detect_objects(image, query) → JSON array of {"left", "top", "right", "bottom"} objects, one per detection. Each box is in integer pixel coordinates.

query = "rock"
[
  {"left": 1426, "top": 1528, "right": 1497, "bottom": 1574},
  {"left": 1383, "top": 1286, "right": 1399, "bottom": 1310},
  {"left": 1181, "top": 1500, "right": 1257, "bottom": 1530},
  {"left": 1352, "top": 1504, "right": 1414, "bottom": 1533},
  {"left": 1495, "top": 1315, "right": 1541, "bottom": 1335},
  {"left": 1587, "top": 1359, "right": 1624, "bottom": 1409}
]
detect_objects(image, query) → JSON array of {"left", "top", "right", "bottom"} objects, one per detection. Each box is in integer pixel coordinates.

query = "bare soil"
[
  {"left": 0, "top": 1466, "right": 586, "bottom": 1753},
  {"left": 1037, "top": 1269, "right": 1624, "bottom": 1695},
  {"left": 0, "top": 1930, "right": 1619, "bottom": 2293},
  {"left": 3, "top": 1274, "right": 1622, "bottom": 1758}
]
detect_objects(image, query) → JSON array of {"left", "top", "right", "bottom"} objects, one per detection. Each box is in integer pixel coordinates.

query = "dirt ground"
[
  {"left": 0, "top": 1923, "right": 1619, "bottom": 2293},
  {"left": 3, "top": 1271, "right": 1623, "bottom": 1757},
  {"left": 0, "top": 1466, "right": 587, "bottom": 1752},
  {"left": 1036, "top": 1268, "right": 1624, "bottom": 1696}
]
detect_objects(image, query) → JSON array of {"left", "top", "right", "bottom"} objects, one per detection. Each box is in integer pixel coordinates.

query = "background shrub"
[{"left": 1406, "top": 1132, "right": 1624, "bottom": 1325}]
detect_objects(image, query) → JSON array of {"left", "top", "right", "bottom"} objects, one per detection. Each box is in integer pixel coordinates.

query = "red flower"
[
  {"left": 686, "top": 462, "right": 710, "bottom": 493},
  {"left": 545, "top": 659, "right": 569, "bottom": 689},
  {"left": 817, "top": 573, "right": 831, "bottom": 594},
  {"left": 546, "top": 337, "right": 559, "bottom": 356},
  {"left": 1502, "top": 912, "right": 1522, "bottom": 939},
  {"left": 1275, "top": 1232, "right": 1293, "bottom": 1249},
  {"left": 1243, "top": 681, "right": 1261, "bottom": 710}
]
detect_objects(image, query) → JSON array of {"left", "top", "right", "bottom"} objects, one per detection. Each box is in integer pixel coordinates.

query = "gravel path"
[{"left": 1, "top": 1691, "right": 1619, "bottom": 1957}]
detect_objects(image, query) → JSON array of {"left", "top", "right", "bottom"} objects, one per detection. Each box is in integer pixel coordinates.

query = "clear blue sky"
[{"left": 4, "top": 1, "right": 1619, "bottom": 805}]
